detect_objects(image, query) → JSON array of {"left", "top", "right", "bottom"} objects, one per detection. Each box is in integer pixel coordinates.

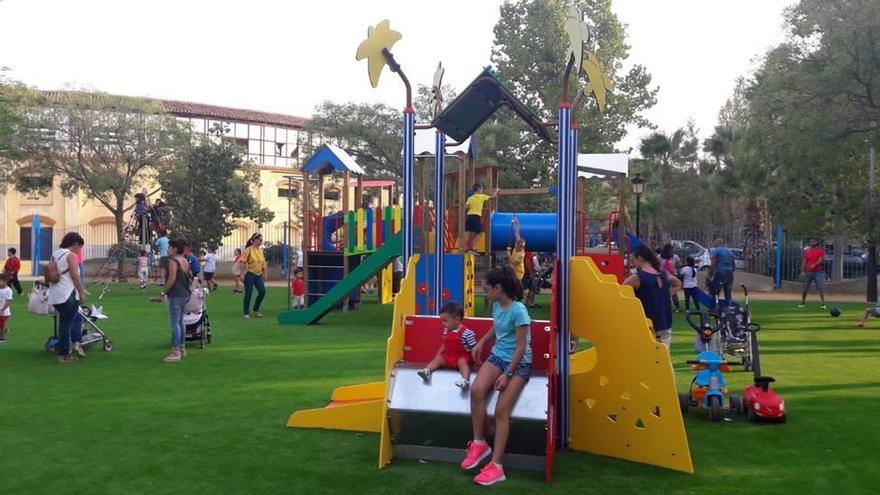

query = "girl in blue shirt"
[{"left": 460, "top": 266, "right": 531, "bottom": 486}]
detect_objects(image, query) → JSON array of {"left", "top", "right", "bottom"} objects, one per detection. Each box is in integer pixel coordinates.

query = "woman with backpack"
[
  {"left": 47, "top": 233, "right": 88, "bottom": 364},
  {"left": 660, "top": 244, "right": 682, "bottom": 313},
  {"left": 158, "top": 239, "right": 192, "bottom": 363}
]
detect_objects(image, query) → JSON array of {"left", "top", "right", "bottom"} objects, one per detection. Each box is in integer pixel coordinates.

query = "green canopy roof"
[{"left": 432, "top": 67, "right": 554, "bottom": 144}]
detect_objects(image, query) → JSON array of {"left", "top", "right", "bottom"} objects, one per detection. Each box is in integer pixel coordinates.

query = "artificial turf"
[{"left": 0, "top": 284, "right": 877, "bottom": 494}]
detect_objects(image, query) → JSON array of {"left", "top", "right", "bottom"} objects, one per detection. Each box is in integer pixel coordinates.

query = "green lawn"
[{"left": 1, "top": 285, "right": 877, "bottom": 494}]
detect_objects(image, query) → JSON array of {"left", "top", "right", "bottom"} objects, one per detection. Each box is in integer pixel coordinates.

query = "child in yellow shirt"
[{"left": 464, "top": 183, "right": 499, "bottom": 254}]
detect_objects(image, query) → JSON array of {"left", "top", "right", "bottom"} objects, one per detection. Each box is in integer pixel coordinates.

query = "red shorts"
[
  {"left": 442, "top": 351, "right": 472, "bottom": 368},
  {"left": 0, "top": 316, "right": 8, "bottom": 327}
]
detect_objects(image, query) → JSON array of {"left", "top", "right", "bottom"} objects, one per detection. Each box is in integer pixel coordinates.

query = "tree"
[
  {"left": 483, "top": 0, "right": 657, "bottom": 213},
  {"left": 305, "top": 101, "right": 402, "bottom": 179},
  {"left": 733, "top": 0, "right": 880, "bottom": 280},
  {"left": 1, "top": 90, "right": 192, "bottom": 266},
  {"left": 158, "top": 124, "right": 274, "bottom": 251}
]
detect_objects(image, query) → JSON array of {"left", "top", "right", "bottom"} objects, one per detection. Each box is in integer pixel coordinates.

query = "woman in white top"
[{"left": 47, "top": 232, "right": 88, "bottom": 363}]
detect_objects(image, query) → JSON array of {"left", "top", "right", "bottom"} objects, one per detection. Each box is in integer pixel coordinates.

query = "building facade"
[{"left": 0, "top": 94, "right": 380, "bottom": 271}]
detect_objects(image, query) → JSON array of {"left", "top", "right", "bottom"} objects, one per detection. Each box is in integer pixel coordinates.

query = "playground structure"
[{"left": 286, "top": 13, "right": 694, "bottom": 479}]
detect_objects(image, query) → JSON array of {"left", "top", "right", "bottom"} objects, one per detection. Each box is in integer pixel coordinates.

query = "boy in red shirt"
[
  {"left": 799, "top": 238, "right": 826, "bottom": 309},
  {"left": 291, "top": 268, "right": 305, "bottom": 308},
  {"left": 3, "top": 248, "right": 22, "bottom": 296},
  {"left": 418, "top": 302, "right": 477, "bottom": 390}
]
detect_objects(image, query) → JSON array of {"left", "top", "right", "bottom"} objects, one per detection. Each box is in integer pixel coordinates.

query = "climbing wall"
[{"left": 567, "top": 256, "right": 693, "bottom": 474}]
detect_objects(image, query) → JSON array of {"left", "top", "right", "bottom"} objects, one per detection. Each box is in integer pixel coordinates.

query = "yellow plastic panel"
[
  {"left": 356, "top": 208, "right": 365, "bottom": 252},
  {"left": 330, "top": 381, "right": 386, "bottom": 402},
  {"left": 380, "top": 265, "right": 393, "bottom": 304},
  {"left": 463, "top": 253, "right": 475, "bottom": 317},
  {"left": 379, "top": 255, "right": 418, "bottom": 468},
  {"left": 568, "top": 256, "right": 693, "bottom": 474},
  {"left": 287, "top": 399, "right": 384, "bottom": 433}
]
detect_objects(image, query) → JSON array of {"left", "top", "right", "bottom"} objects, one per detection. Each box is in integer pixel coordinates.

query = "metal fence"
[{"left": 658, "top": 224, "right": 871, "bottom": 283}]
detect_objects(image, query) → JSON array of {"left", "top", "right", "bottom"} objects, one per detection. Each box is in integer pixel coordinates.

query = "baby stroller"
[
  {"left": 45, "top": 305, "right": 114, "bottom": 353},
  {"left": 184, "top": 286, "right": 212, "bottom": 349},
  {"left": 715, "top": 286, "right": 754, "bottom": 370}
]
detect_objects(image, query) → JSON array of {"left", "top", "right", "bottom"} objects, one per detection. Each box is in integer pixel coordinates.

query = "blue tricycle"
[{"left": 678, "top": 310, "right": 742, "bottom": 422}]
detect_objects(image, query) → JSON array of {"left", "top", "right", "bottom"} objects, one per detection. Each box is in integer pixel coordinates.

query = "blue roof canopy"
[{"left": 301, "top": 144, "right": 366, "bottom": 176}]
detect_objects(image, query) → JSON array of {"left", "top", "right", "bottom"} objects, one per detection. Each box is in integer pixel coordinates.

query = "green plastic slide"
[{"left": 278, "top": 232, "right": 402, "bottom": 325}]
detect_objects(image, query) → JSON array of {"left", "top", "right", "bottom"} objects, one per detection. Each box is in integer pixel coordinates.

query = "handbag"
[{"left": 28, "top": 283, "right": 52, "bottom": 315}]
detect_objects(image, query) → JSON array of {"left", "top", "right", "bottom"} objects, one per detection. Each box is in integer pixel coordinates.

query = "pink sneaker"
[
  {"left": 460, "top": 441, "right": 492, "bottom": 471},
  {"left": 474, "top": 462, "right": 506, "bottom": 486}
]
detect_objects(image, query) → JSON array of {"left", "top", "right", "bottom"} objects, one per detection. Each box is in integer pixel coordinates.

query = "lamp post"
[
  {"left": 631, "top": 173, "right": 645, "bottom": 240},
  {"left": 284, "top": 174, "right": 297, "bottom": 309}
]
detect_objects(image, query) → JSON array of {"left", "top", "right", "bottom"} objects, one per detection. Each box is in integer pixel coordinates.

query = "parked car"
[
  {"left": 730, "top": 248, "right": 746, "bottom": 271},
  {"left": 672, "top": 240, "right": 711, "bottom": 270},
  {"left": 823, "top": 247, "right": 867, "bottom": 279}
]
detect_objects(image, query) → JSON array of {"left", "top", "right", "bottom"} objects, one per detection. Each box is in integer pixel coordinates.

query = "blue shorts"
[
  {"left": 871, "top": 306, "right": 880, "bottom": 318},
  {"left": 487, "top": 353, "right": 531, "bottom": 379},
  {"left": 803, "top": 271, "right": 825, "bottom": 291}
]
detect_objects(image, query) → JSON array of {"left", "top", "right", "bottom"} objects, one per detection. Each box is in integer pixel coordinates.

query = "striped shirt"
[{"left": 445, "top": 326, "right": 477, "bottom": 351}]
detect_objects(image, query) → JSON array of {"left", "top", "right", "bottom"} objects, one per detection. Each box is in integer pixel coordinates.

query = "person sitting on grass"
[
  {"left": 461, "top": 266, "right": 532, "bottom": 486},
  {"left": 0, "top": 274, "right": 12, "bottom": 344},
  {"left": 855, "top": 306, "right": 880, "bottom": 328},
  {"left": 463, "top": 182, "right": 499, "bottom": 254},
  {"left": 417, "top": 302, "right": 477, "bottom": 390}
]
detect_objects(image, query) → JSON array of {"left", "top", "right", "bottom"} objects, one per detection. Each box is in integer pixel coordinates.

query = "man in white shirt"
[{"left": 0, "top": 275, "right": 12, "bottom": 343}]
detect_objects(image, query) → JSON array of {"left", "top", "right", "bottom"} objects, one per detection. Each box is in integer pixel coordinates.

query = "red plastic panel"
[
  {"left": 584, "top": 253, "right": 625, "bottom": 284},
  {"left": 404, "top": 315, "right": 552, "bottom": 372}
]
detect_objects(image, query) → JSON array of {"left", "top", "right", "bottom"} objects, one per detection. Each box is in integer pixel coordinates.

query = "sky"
[{"left": 0, "top": 0, "right": 793, "bottom": 155}]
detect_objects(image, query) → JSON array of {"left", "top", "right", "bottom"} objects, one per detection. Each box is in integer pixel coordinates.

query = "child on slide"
[
  {"left": 418, "top": 302, "right": 477, "bottom": 390},
  {"left": 461, "top": 266, "right": 532, "bottom": 486}
]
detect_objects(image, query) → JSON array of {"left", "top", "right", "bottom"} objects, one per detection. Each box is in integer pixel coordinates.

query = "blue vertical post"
[
  {"left": 775, "top": 223, "right": 783, "bottom": 290},
  {"left": 555, "top": 103, "right": 573, "bottom": 447},
  {"left": 402, "top": 109, "right": 415, "bottom": 273},
  {"left": 433, "top": 130, "right": 446, "bottom": 315}
]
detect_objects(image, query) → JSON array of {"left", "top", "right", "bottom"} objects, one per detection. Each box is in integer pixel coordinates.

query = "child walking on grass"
[
  {"left": 137, "top": 250, "right": 149, "bottom": 290},
  {"left": 417, "top": 302, "right": 477, "bottom": 390},
  {"left": 0, "top": 275, "right": 12, "bottom": 343},
  {"left": 232, "top": 248, "right": 243, "bottom": 294},
  {"left": 461, "top": 266, "right": 532, "bottom": 486}
]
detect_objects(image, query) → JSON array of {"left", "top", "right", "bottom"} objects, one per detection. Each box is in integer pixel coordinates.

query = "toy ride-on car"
[{"left": 740, "top": 318, "right": 786, "bottom": 423}]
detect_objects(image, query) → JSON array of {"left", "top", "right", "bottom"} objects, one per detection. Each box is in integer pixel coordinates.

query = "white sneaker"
[
  {"left": 417, "top": 368, "right": 432, "bottom": 382},
  {"left": 456, "top": 378, "right": 470, "bottom": 390}
]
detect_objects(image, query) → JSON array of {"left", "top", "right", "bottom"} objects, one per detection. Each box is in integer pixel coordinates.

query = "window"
[
  {"left": 324, "top": 188, "right": 340, "bottom": 201},
  {"left": 275, "top": 142, "right": 285, "bottom": 156},
  {"left": 278, "top": 188, "right": 299, "bottom": 198},
  {"left": 223, "top": 137, "right": 248, "bottom": 154},
  {"left": 19, "top": 176, "right": 53, "bottom": 190}
]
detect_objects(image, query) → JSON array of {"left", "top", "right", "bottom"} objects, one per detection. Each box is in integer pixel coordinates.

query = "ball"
[{"left": 829, "top": 307, "right": 842, "bottom": 317}]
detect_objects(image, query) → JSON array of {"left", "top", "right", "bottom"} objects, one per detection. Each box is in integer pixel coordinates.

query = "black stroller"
[{"left": 715, "top": 285, "right": 755, "bottom": 370}]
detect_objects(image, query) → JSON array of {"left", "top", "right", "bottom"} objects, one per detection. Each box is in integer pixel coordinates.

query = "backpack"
[{"left": 44, "top": 250, "right": 70, "bottom": 285}]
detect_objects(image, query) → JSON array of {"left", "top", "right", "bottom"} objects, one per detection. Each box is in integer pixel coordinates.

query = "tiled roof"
[{"left": 39, "top": 90, "right": 308, "bottom": 129}]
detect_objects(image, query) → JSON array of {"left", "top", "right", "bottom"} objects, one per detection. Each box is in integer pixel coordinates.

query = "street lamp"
[{"left": 631, "top": 173, "right": 645, "bottom": 240}]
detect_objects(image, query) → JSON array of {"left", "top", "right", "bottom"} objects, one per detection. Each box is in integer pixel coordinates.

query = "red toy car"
[{"left": 739, "top": 285, "right": 786, "bottom": 423}]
